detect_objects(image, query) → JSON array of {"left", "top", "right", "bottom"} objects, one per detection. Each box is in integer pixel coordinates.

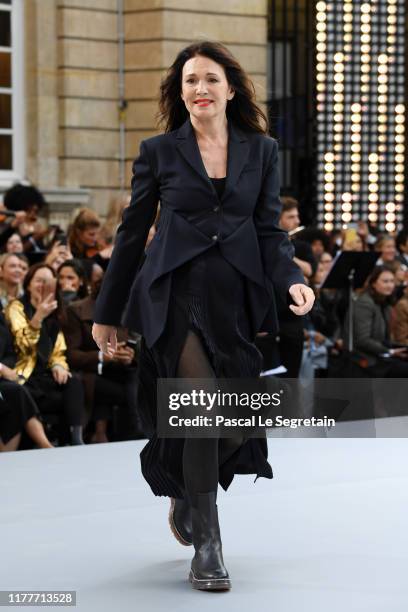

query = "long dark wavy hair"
[{"left": 157, "top": 40, "right": 269, "bottom": 134}]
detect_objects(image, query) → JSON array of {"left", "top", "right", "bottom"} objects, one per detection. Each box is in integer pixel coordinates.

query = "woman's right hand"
[
  {"left": 92, "top": 323, "right": 117, "bottom": 357},
  {"left": 36, "top": 293, "right": 58, "bottom": 320}
]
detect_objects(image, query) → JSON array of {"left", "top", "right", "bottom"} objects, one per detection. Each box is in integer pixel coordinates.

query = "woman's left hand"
[
  {"left": 288, "top": 283, "right": 315, "bottom": 316},
  {"left": 51, "top": 365, "right": 72, "bottom": 385}
]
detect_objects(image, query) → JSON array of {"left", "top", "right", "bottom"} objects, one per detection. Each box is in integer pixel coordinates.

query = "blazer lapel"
[{"left": 175, "top": 116, "right": 251, "bottom": 203}]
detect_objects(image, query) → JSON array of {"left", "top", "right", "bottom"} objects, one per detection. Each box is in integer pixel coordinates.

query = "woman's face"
[
  {"left": 6, "top": 232, "right": 24, "bottom": 253},
  {"left": 372, "top": 271, "right": 395, "bottom": 296},
  {"left": 58, "top": 266, "right": 82, "bottom": 292},
  {"left": 181, "top": 55, "right": 235, "bottom": 122},
  {"left": 28, "top": 267, "right": 56, "bottom": 303},
  {"left": 1, "top": 255, "right": 25, "bottom": 286},
  {"left": 314, "top": 262, "right": 327, "bottom": 286},
  {"left": 381, "top": 239, "right": 396, "bottom": 261},
  {"left": 320, "top": 252, "right": 333, "bottom": 273},
  {"left": 78, "top": 227, "right": 99, "bottom": 248},
  {"left": 311, "top": 240, "right": 325, "bottom": 257}
]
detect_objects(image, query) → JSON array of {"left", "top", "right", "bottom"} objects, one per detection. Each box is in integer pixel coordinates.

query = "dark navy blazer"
[{"left": 94, "top": 116, "right": 304, "bottom": 348}]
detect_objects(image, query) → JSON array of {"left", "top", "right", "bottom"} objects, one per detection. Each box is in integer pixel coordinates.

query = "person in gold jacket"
[{"left": 5, "top": 263, "right": 87, "bottom": 445}]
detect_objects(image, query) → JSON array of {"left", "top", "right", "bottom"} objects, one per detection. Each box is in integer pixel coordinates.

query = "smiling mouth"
[{"left": 194, "top": 101, "right": 213, "bottom": 106}]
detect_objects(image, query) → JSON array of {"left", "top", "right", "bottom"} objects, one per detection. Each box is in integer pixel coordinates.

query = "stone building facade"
[{"left": 0, "top": 0, "right": 268, "bottom": 225}]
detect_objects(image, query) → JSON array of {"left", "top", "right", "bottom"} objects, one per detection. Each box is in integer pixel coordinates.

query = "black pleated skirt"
[{"left": 137, "top": 246, "right": 273, "bottom": 498}]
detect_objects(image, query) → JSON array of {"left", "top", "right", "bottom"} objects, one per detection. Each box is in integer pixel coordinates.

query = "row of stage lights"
[{"left": 315, "top": 0, "right": 405, "bottom": 234}]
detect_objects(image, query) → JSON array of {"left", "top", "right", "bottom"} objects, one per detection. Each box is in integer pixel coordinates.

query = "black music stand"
[{"left": 320, "top": 251, "right": 380, "bottom": 351}]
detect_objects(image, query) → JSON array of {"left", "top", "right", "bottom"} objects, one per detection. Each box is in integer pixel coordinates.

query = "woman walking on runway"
[{"left": 92, "top": 41, "right": 314, "bottom": 592}]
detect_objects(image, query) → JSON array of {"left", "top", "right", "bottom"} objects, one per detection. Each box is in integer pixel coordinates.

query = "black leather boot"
[
  {"left": 168, "top": 496, "right": 193, "bottom": 546},
  {"left": 189, "top": 491, "right": 231, "bottom": 591}
]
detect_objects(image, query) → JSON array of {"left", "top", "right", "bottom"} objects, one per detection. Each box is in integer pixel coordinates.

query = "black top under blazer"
[{"left": 94, "top": 116, "right": 304, "bottom": 349}]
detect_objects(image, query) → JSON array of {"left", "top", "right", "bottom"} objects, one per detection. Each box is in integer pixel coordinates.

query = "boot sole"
[
  {"left": 189, "top": 570, "right": 231, "bottom": 591},
  {"left": 168, "top": 498, "right": 193, "bottom": 546}
]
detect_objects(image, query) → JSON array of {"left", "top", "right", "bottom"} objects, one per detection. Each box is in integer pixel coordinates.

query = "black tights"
[{"left": 178, "top": 330, "right": 244, "bottom": 503}]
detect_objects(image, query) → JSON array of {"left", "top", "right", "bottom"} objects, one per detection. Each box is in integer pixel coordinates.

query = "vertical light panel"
[{"left": 315, "top": 0, "right": 405, "bottom": 232}]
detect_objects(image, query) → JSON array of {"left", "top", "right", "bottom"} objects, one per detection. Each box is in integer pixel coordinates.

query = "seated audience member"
[
  {"left": 1, "top": 183, "right": 48, "bottom": 253},
  {"left": 0, "top": 311, "right": 53, "bottom": 452},
  {"left": 396, "top": 229, "right": 408, "bottom": 266},
  {"left": 374, "top": 235, "right": 398, "bottom": 266},
  {"left": 391, "top": 283, "right": 408, "bottom": 346},
  {"left": 67, "top": 208, "right": 106, "bottom": 277},
  {"left": 342, "top": 265, "right": 408, "bottom": 377},
  {"left": 57, "top": 259, "right": 89, "bottom": 305},
  {"left": 5, "top": 263, "right": 87, "bottom": 445},
  {"left": 297, "top": 228, "right": 331, "bottom": 259},
  {"left": 318, "top": 252, "right": 333, "bottom": 276},
  {"left": 97, "top": 193, "right": 131, "bottom": 259},
  {"left": 4, "top": 232, "right": 24, "bottom": 254},
  {"left": 0, "top": 253, "right": 25, "bottom": 310},
  {"left": 62, "top": 267, "right": 143, "bottom": 443}
]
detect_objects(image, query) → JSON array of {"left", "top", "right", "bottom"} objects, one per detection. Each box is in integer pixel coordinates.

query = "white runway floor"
[{"left": 1, "top": 428, "right": 408, "bottom": 612}]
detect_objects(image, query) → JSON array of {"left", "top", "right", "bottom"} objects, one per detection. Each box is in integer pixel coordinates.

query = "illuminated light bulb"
[
  {"left": 334, "top": 52, "right": 344, "bottom": 62},
  {"left": 378, "top": 75, "right": 388, "bottom": 84},
  {"left": 334, "top": 134, "right": 343, "bottom": 142},
  {"left": 369, "top": 165, "right": 379, "bottom": 173},
  {"left": 334, "top": 114, "right": 344, "bottom": 122},
  {"left": 351, "top": 164, "right": 360, "bottom": 172},
  {"left": 351, "top": 183, "right": 360, "bottom": 191},
  {"left": 368, "top": 184, "right": 379, "bottom": 192},
  {"left": 396, "top": 125, "right": 405, "bottom": 134},
  {"left": 378, "top": 125, "right": 387, "bottom": 133},
  {"left": 324, "top": 223, "right": 334, "bottom": 231},
  {"left": 351, "top": 144, "right": 361, "bottom": 152},
  {"left": 342, "top": 213, "right": 352, "bottom": 222},
  {"left": 395, "top": 174, "right": 405, "bottom": 182},
  {"left": 361, "top": 3, "right": 371, "bottom": 13},
  {"left": 387, "top": 25, "right": 396, "bottom": 34},
  {"left": 361, "top": 75, "right": 370, "bottom": 83},
  {"left": 368, "top": 213, "right": 378, "bottom": 222},
  {"left": 395, "top": 184, "right": 404, "bottom": 192},
  {"left": 361, "top": 34, "right": 370, "bottom": 43},
  {"left": 334, "top": 84, "right": 344, "bottom": 93},
  {"left": 378, "top": 65, "right": 388, "bottom": 74},
  {"left": 396, "top": 115, "right": 405, "bottom": 123},
  {"left": 351, "top": 103, "right": 362, "bottom": 113},
  {"left": 324, "top": 192, "right": 335, "bottom": 201},
  {"left": 316, "top": 2, "right": 326, "bottom": 10},
  {"left": 317, "top": 22, "right": 327, "bottom": 32},
  {"left": 324, "top": 152, "right": 335, "bottom": 162},
  {"left": 325, "top": 183, "right": 334, "bottom": 191},
  {"left": 344, "top": 23, "right": 353, "bottom": 32},
  {"left": 334, "top": 63, "right": 345, "bottom": 72},
  {"left": 368, "top": 193, "right": 379, "bottom": 202},
  {"left": 395, "top": 145, "right": 405, "bottom": 153},
  {"left": 351, "top": 174, "right": 360, "bottom": 182},
  {"left": 351, "top": 154, "right": 361, "bottom": 162},
  {"left": 342, "top": 203, "right": 352, "bottom": 212},
  {"left": 395, "top": 154, "right": 404, "bottom": 163},
  {"left": 361, "top": 13, "right": 371, "bottom": 23},
  {"left": 334, "top": 94, "right": 344, "bottom": 102},
  {"left": 395, "top": 165, "right": 405, "bottom": 174},
  {"left": 325, "top": 213, "right": 334, "bottom": 221},
  {"left": 317, "top": 63, "right": 327, "bottom": 72},
  {"left": 351, "top": 134, "right": 361, "bottom": 143},
  {"left": 368, "top": 203, "right": 378, "bottom": 211},
  {"left": 361, "top": 45, "right": 371, "bottom": 53},
  {"left": 385, "top": 202, "right": 395, "bottom": 212},
  {"left": 317, "top": 84, "right": 326, "bottom": 92},
  {"left": 334, "top": 73, "right": 345, "bottom": 82},
  {"left": 369, "top": 153, "right": 379, "bottom": 162},
  {"left": 378, "top": 86, "right": 388, "bottom": 94},
  {"left": 378, "top": 54, "right": 388, "bottom": 64},
  {"left": 361, "top": 24, "right": 371, "bottom": 34},
  {"left": 351, "top": 124, "right": 361, "bottom": 132},
  {"left": 325, "top": 163, "right": 335, "bottom": 171},
  {"left": 379, "top": 95, "right": 388, "bottom": 103},
  {"left": 395, "top": 135, "right": 405, "bottom": 144},
  {"left": 361, "top": 64, "right": 371, "bottom": 73},
  {"left": 386, "top": 213, "right": 396, "bottom": 221},
  {"left": 369, "top": 173, "right": 379, "bottom": 181},
  {"left": 317, "top": 32, "right": 327, "bottom": 42},
  {"left": 395, "top": 104, "right": 405, "bottom": 113},
  {"left": 334, "top": 144, "right": 342, "bottom": 151},
  {"left": 325, "top": 173, "right": 335, "bottom": 181},
  {"left": 385, "top": 223, "right": 395, "bottom": 232},
  {"left": 317, "top": 13, "right": 327, "bottom": 22},
  {"left": 317, "top": 53, "right": 327, "bottom": 61},
  {"left": 378, "top": 105, "right": 387, "bottom": 113},
  {"left": 317, "top": 43, "right": 326, "bottom": 52}
]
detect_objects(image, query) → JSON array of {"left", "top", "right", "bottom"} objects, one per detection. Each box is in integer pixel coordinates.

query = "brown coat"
[{"left": 391, "top": 296, "right": 408, "bottom": 345}]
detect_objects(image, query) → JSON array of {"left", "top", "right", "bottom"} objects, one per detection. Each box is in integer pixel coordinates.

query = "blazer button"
[
  {"left": 211, "top": 234, "right": 218, "bottom": 241},
  {"left": 213, "top": 206, "right": 220, "bottom": 212}
]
